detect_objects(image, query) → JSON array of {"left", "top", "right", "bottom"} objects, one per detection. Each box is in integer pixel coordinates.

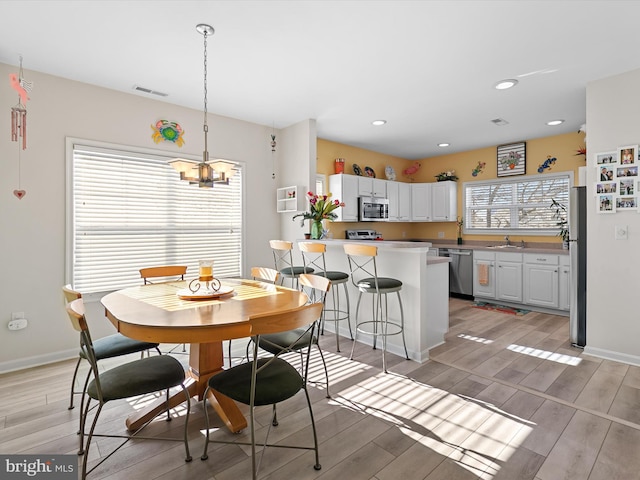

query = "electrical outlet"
[
  {"left": 402, "top": 231, "right": 406, "bottom": 238},
  {"left": 615, "top": 225, "right": 628, "bottom": 240},
  {"left": 438, "top": 231, "right": 445, "bottom": 239},
  {"left": 8, "top": 318, "right": 28, "bottom": 330}
]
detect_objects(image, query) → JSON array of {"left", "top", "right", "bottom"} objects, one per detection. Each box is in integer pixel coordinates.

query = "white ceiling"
[{"left": 2, "top": 1, "right": 639, "bottom": 160}]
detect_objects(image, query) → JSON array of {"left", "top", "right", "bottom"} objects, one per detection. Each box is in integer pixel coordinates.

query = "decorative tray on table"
[{"left": 176, "top": 285, "right": 234, "bottom": 300}]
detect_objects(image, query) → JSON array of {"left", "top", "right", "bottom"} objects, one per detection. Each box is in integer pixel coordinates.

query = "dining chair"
[
  {"left": 343, "top": 243, "right": 409, "bottom": 372},
  {"left": 201, "top": 302, "right": 324, "bottom": 479},
  {"left": 226, "top": 267, "right": 281, "bottom": 366},
  {"left": 251, "top": 272, "right": 331, "bottom": 398},
  {"left": 269, "top": 240, "right": 313, "bottom": 288},
  {"left": 65, "top": 298, "right": 192, "bottom": 480},
  {"left": 139, "top": 265, "right": 188, "bottom": 353},
  {"left": 62, "top": 285, "right": 161, "bottom": 412},
  {"left": 299, "top": 241, "right": 352, "bottom": 352}
]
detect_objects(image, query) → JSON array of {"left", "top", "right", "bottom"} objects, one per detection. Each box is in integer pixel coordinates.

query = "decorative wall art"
[
  {"left": 594, "top": 147, "right": 640, "bottom": 213},
  {"left": 497, "top": 142, "right": 526, "bottom": 176},
  {"left": 537, "top": 156, "right": 557, "bottom": 173},
  {"left": 151, "top": 120, "right": 185, "bottom": 146},
  {"left": 471, "top": 161, "right": 486, "bottom": 177}
]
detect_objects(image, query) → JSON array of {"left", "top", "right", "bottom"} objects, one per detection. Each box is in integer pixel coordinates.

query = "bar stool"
[
  {"left": 299, "top": 242, "right": 352, "bottom": 352},
  {"left": 343, "top": 243, "right": 409, "bottom": 372},
  {"left": 270, "top": 240, "right": 314, "bottom": 289}
]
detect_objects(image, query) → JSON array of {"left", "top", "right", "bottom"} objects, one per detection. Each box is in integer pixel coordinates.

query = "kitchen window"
[
  {"left": 463, "top": 172, "right": 572, "bottom": 235},
  {"left": 66, "top": 139, "right": 243, "bottom": 295}
]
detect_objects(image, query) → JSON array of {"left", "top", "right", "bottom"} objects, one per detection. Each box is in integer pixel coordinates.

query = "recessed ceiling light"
[
  {"left": 546, "top": 119, "right": 565, "bottom": 126},
  {"left": 494, "top": 79, "right": 518, "bottom": 90},
  {"left": 438, "top": 143, "right": 450, "bottom": 147},
  {"left": 372, "top": 120, "right": 387, "bottom": 126}
]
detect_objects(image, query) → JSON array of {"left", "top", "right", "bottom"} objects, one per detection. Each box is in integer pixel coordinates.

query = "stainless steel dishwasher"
[{"left": 440, "top": 248, "right": 473, "bottom": 297}]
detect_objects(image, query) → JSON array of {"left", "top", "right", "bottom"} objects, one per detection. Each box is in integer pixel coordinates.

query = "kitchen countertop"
[{"left": 387, "top": 239, "right": 569, "bottom": 255}]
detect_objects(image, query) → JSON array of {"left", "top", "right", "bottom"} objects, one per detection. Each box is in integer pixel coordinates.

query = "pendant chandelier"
[{"left": 169, "top": 23, "right": 236, "bottom": 188}]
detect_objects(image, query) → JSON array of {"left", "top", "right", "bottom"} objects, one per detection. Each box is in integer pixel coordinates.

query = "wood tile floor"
[{"left": 1, "top": 297, "right": 639, "bottom": 479}]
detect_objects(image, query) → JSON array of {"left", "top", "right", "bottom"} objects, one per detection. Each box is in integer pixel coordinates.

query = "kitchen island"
[{"left": 296, "top": 239, "right": 449, "bottom": 363}]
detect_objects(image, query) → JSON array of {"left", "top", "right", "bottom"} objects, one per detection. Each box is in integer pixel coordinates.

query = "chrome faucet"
[
  {"left": 504, "top": 235, "right": 511, "bottom": 246},
  {"left": 520, "top": 240, "right": 525, "bottom": 248}
]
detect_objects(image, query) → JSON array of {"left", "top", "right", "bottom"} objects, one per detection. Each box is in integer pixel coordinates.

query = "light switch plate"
[{"left": 615, "top": 225, "right": 628, "bottom": 240}]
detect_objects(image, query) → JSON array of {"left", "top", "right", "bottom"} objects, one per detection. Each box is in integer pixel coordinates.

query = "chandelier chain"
[{"left": 203, "top": 28, "right": 209, "bottom": 160}]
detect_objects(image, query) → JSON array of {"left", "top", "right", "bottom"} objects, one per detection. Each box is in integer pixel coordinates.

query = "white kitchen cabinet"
[
  {"left": 496, "top": 252, "right": 523, "bottom": 303},
  {"left": 358, "top": 177, "right": 386, "bottom": 198},
  {"left": 523, "top": 253, "right": 559, "bottom": 308},
  {"left": 431, "top": 181, "right": 457, "bottom": 222},
  {"left": 398, "top": 182, "right": 412, "bottom": 221},
  {"left": 328, "top": 174, "right": 359, "bottom": 222},
  {"left": 473, "top": 251, "right": 496, "bottom": 298},
  {"left": 558, "top": 255, "right": 570, "bottom": 311},
  {"left": 387, "top": 181, "right": 411, "bottom": 221},
  {"left": 276, "top": 186, "right": 305, "bottom": 213},
  {"left": 411, "top": 183, "right": 431, "bottom": 221}
]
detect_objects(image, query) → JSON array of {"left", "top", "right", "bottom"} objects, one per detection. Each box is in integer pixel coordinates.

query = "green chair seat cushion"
[
  {"left": 208, "top": 358, "right": 302, "bottom": 406},
  {"left": 80, "top": 333, "right": 159, "bottom": 361},
  {"left": 279, "top": 266, "right": 314, "bottom": 277},
  {"left": 87, "top": 355, "right": 185, "bottom": 402},
  {"left": 316, "top": 271, "right": 349, "bottom": 282},
  {"left": 258, "top": 328, "right": 315, "bottom": 355},
  {"left": 357, "top": 277, "right": 402, "bottom": 292}
]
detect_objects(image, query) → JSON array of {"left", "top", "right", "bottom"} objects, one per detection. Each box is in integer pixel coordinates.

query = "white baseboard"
[
  {"left": 0, "top": 348, "right": 77, "bottom": 374},
  {"left": 583, "top": 346, "right": 640, "bottom": 367}
]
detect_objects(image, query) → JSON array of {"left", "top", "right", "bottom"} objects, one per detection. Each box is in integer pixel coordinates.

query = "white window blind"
[
  {"left": 464, "top": 173, "right": 571, "bottom": 234},
  {"left": 69, "top": 142, "right": 243, "bottom": 294}
]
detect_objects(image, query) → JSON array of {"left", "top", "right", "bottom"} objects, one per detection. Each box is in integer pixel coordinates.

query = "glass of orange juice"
[{"left": 198, "top": 259, "right": 214, "bottom": 282}]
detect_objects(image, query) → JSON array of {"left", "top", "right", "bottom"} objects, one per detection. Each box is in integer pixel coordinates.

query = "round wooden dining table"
[{"left": 101, "top": 278, "right": 308, "bottom": 433}]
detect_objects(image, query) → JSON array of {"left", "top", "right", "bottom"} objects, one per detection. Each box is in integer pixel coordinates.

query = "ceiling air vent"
[
  {"left": 132, "top": 85, "right": 168, "bottom": 97},
  {"left": 491, "top": 118, "right": 509, "bottom": 126}
]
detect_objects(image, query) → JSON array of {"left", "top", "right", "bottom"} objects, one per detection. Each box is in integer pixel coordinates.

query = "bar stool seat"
[
  {"left": 344, "top": 243, "right": 409, "bottom": 372},
  {"left": 299, "top": 242, "right": 352, "bottom": 352}
]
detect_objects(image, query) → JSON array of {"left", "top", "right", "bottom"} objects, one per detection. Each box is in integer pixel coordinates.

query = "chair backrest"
[
  {"left": 140, "top": 265, "right": 187, "bottom": 284},
  {"left": 298, "top": 273, "right": 331, "bottom": 306},
  {"left": 250, "top": 266, "right": 280, "bottom": 284},
  {"left": 299, "top": 242, "right": 328, "bottom": 275},
  {"left": 269, "top": 240, "right": 296, "bottom": 274},
  {"left": 249, "top": 302, "right": 323, "bottom": 337},
  {"left": 343, "top": 243, "right": 380, "bottom": 289},
  {"left": 62, "top": 284, "right": 82, "bottom": 303}
]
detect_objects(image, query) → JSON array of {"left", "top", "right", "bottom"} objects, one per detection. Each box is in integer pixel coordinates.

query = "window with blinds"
[
  {"left": 68, "top": 141, "right": 243, "bottom": 294},
  {"left": 463, "top": 173, "right": 571, "bottom": 234}
]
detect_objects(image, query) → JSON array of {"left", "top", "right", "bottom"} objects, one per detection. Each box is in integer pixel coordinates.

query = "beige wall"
[{"left": 318, "top": 132, "right": 586, "bottom": 242}]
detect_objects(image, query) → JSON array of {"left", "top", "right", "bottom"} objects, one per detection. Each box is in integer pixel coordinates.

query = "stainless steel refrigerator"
[{"left": 569, "top": 186, "right": 587, "bottom": 347}]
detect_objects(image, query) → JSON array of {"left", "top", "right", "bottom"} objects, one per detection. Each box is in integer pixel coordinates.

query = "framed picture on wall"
[
  {"left": 616, "top": 165, "right": 638, "bottom": 178},
  {"left": 595, "top": 151, "right": 618, "bottom": 164},
  {"left": 616, "top": 196, "right": 637, "bottom": 209},
  {"left": 618, "top": 145, "right": 638, "bottom": 165},
  {"left": 598, "top": 165, "right": 615, "bottom": 182},
  {"left": 497, "top": 142, "right": 526, "bottom": 176},
  {"left": 595, "top": 181, "right": 617, "bottom": 195},
  {"left": 597, "top": 194, "right": 616, "bottom": 213}
]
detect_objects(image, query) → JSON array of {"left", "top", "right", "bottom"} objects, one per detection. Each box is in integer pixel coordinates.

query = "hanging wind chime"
[
  {"left": 270, "top": 125, "right": 276, "bottom": 180},
  {"left": 9, "top": 56, "right": 32, "bottom": 199}
]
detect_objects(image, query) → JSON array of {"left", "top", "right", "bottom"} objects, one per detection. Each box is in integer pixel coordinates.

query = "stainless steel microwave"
[{"left": 359, "top": 197, "right": 389, "bottom": 221}]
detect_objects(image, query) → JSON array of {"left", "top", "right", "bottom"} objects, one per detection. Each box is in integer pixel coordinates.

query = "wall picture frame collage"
[{"left": 595, "top": 145, "right": 639, "bottom": 213}]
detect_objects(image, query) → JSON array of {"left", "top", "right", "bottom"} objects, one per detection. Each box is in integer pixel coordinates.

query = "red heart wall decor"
[{"left": 13, "top": 189, "right": 26, "bottom": 199}]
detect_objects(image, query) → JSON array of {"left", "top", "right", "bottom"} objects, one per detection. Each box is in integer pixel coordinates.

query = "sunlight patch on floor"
[
  {"left": 507, "top": 344, "right": 582, "bottom": 366},
  {"left": 458, "top": 333, "right": 494, "bottom": 344}
]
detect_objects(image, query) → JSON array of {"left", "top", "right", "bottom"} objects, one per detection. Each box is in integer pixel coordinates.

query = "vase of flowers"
[
  {"left": 293, "top": 192, "right": 345, "bottom": 239},
  {"left": 435, "top": 170, "right": 458, "bottom": 182}
]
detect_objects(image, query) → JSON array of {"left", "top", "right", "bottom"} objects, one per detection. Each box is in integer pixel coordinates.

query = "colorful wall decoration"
[{"left": 151, "top": 120, "right": 185, "bottom": 147}]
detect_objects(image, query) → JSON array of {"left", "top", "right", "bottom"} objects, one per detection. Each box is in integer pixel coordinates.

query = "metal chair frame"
[
  {"left": 270, "top": 240, "right": 313, "bottom": 289},
  {"left": 299, "top": 242, "right": 352, "bottom": 352},
  {"left": 66, "top": 298, "right": 191, "bottom": 480},
  {"left": 344, "top": 244, "right": 409, "bottom": 372}
]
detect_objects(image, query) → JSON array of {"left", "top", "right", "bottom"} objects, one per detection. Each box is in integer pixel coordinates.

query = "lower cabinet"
[
  {"left": 473, "top": 251, "right": 496, "bottom": 299},
  {"left": 558, "top": 256, "right": 570, "bottom": 311},
  {"left": 473, "top": 250, "right": 569, "bottom": 313},
  {"left": 496, "top": 253, "right": 523, "bottom": 303}
]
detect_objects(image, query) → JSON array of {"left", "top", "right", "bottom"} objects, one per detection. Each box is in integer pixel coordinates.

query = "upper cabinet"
[
  {"left": 387, "top": 181, "right": 412, "bottom": 222},
  {"left": 411, "top": 183, "right": 431, "bottom": 221},
  {"left": 329, "top": 174, "right": 359, "bottom": 222},
  {"left": 358, "top": 177, "right": 386, "bottom": 198},
  {"left": 276, "top": 186, "right": 305, "bottom": 213},
  {"left": 431, "top": 181, "right": 457, "bottom": 222}
]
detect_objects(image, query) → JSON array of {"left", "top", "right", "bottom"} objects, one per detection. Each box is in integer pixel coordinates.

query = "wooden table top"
[{"left": 101, "top": 278, "right": 309, "bottom": 345}]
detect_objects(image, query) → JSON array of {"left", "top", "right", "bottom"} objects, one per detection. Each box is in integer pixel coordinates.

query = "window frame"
[
  {"left": 462, "top": 171, "right": 573, "bottom": 236},
  {"left": 65, "top": 137, "right": 246, "bottom": 300}
]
